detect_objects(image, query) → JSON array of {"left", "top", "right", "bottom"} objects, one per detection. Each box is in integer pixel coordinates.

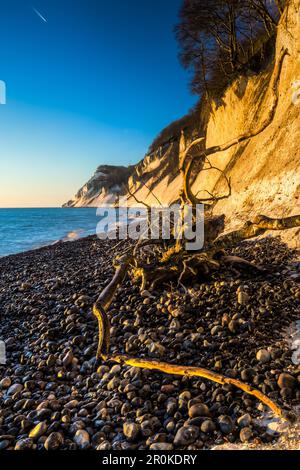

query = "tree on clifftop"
[{"left": 175, "top": 0, "right": 285, "bottom": 98}]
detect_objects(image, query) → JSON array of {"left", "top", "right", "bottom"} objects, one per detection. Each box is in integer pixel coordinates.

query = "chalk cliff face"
[
  {"left": 64, "top": 1, "right": 300, "bottom": 242},
  {"left": 63, "top": 165, "right": 134, "bottom": 207}
]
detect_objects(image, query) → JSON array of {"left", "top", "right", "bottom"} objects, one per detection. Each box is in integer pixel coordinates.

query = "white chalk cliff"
[{"left": 63, "top": 165, "right": 133, "bottom": 207}]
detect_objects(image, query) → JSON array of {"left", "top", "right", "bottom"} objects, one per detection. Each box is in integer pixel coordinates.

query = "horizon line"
[{"left": 0, "top": 206, "right": 66, "bottom": 209}]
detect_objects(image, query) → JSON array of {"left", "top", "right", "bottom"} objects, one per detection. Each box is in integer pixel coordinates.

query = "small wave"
[
  {"left": 64, "top": 229, "right": 85, "bottom": 241},
  {"left": 50, "top": 229, "right": 87, "bottom": 246}
]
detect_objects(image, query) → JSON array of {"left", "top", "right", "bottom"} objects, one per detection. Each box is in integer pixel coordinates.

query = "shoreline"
[
  {"left": 0, "top": 235, "right": 299, "bottom": 450},
  {"left": 0, "top": 207, "right": 101, "bottom": 259},
  {"left": 0, "top": 233, "right": 98, "bottom": 261}
]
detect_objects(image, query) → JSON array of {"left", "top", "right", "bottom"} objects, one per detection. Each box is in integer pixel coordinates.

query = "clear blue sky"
[{"left": 0, "top": 0, "right": 195, "bottom": 207}]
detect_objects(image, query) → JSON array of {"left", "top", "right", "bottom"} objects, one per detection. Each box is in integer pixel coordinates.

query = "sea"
[{"left": 0, "top": 208, "right": 102, "bottom": 257}]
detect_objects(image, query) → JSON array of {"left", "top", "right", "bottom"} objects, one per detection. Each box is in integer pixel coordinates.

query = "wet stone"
[
  {"left": 174, "top": 426, "right": 199, "bottom": 446},
  {"left": 14, "top": 438, "right": 33, "bottom": 450},
  {"left": 0, "top": 440, "right": 10, "bottom": 450},
  {"left": 218, "top": 415, "right": 234, "bottom": 435},
  {"left": 97, "top": 441, "right": 112, "bottom": 450},
  {"left": 148, "top": 343, "right": 166, "bottom": 357},
  {"left": 237, "top": 414, "right": 252, "bottom": 428},
  {"left": 150, "top": 443, "right": 174, "bottom": 450},
  {"left": 277, "top": 373, "right": 296, "bottom": 390},
  {"left": 240, "top": 427, "right": 253, "bottom": 443},
  {"left": 62, "top": 350, "right": 73, "bottom": 367},
  {"left": 44, "top": 432, "right": 64, "bottom": 450},
  {"left": 123, "top": 422, "right": 140, "bottom": 441},
  {"left": 256, "top": 349, "right": 271, "bottom": 363},
  {"left": 74, "top": 430, "right": 90, "bottom": 449},
  {"left": 7, "top": 383, "right": 23, "bottom": 396},
  {"left": 0, "top": 377, "right": 11, "bottom": 389},
  {"left": 29, "top": 421, "right": 48, "bottom": 439},
  {"left": 188, "top": 404, "right": 210, "bottom": 418},
  {"left": 201, "top": 420, "right": 216, "bottom": 434}
]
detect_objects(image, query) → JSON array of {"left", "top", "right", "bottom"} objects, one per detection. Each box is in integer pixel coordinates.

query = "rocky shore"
[{"left": 0, "top": 235, "right": 299, "bottom": 450}]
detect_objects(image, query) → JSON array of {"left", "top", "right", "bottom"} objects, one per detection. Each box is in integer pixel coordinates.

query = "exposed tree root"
[
  {"left": 219, "top": 254, "right": 266, "bottom": 273},
  {"left": 93, "top": 255, "right": 131, "bottom": 358},
  {"left": 214, "top": 215, "right": 300, "bottom": 249},
  {"left": 111, "top": 357, "right": 285, "bottom": 418},
  {"left": 92, "top": 213, "right": 299, "bottom": 421},
  {"left": 93, "top": 304, "right": 286, "bottom": 419},
  {"left": 126, "top": 215, "right": 300, "bottom": 290},
  {"left": 95, "top": 255, "right": 131, "bottom": 311},
  {"left": 179, "top": 47, "right": 289, "bottom": 206}
]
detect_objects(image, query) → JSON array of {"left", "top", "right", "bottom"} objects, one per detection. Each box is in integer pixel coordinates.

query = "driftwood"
[
  {"left": 92, "top": 46, "right": 300, "bottom": 420},
  {"left": 93, "top": 305, "right": 285, "bottom": 418},
  {"left": 92, "top": 213, "right": 299, "bottom": 419},
  {"left": 214, "top": 215, "right": 300, "bottom": 249}
]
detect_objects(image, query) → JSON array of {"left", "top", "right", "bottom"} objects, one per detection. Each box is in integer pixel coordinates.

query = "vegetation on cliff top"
[{"left": 149, "top": 0, "right": 285, "bottom": 153}]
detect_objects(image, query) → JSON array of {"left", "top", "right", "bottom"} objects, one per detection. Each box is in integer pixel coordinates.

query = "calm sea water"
[{"left": 0, "top": 208, "right": 101, "bottom": 257}]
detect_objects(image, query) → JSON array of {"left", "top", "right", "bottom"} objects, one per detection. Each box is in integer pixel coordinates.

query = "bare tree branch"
[{"left": 180, "top": 47, "right": 288, "bottom": 206}]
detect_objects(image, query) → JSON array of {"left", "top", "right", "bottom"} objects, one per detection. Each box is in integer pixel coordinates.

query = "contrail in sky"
[{"left": 32, "top": 7, "right": 47, "bottom": 23}]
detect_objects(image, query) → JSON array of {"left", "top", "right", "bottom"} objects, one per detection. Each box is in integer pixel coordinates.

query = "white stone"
[{"left": 0, "top": 341, "right": 6, "bottom": 365}]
